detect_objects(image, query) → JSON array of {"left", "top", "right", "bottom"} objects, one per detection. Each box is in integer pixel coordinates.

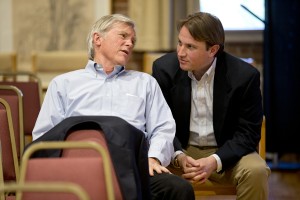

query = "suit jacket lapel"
[
  {"left": 213, "top": 57, "right": 231, "bottom": 144},
  {"left": 172, "top": 70, "right": 191, "bottom": 126}
]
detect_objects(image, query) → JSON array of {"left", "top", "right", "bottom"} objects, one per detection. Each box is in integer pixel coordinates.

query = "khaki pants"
[{"left": 169, "top": 146, "right": 271, "bottom": 200}]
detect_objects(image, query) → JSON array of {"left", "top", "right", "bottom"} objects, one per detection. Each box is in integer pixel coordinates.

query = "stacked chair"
[
  {"left": 0, "top": 97, "right": 20, "bottom": 183},
  {"left": 0, "top": 119, "right": 123, "bottom": 200},
  {"left": 31, "top": 51, "right": 87, "bottom": 91},
  {"left": 0, "top": 71, "right": 42, "bottom": 197},
  {"left": 0, "top": 85, "right": 23, "bottom": 181},
  {"left": 0, "top": 72, "right": 42, "bottom": 150},
  {"left": 1, "top": 125, "right": 124, "bottom": 200},
  {"left": 17, "top": 140, "right": 117, "bottom": 200},
  {"left": 0, "top": 97, "right": 20, "bottom": 200},
  {"left": 0, "top": 52, "right": 17, "bottom": 73},
  {"left": 0, "top": 92, "right": 124, "bottom": 199},
  {"left": 63, "top": 129, "right": 123, "bottom": 200}
]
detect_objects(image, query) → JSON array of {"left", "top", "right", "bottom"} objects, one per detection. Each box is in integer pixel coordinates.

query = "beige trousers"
[{"left": 181, "top": 145, "right": 271, "bottom": 200}]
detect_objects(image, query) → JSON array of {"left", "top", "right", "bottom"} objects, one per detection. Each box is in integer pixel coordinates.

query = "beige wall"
[
  {"left": 0, "top": 0, "right": 13, "bottom": 52},
  {"left": 0, "top": 0, "right": 111, "bottom": 72},
  {"left": 1, "top": 0, "right": 263, "bottom": 75}
]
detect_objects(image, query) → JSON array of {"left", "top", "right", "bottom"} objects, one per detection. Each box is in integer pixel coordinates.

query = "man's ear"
[
  {"left": 209, "top": 44, "right": 220, "bottom": 57},
  {"left": 93, "top": 32, "right": 102, "bottom": 46}
]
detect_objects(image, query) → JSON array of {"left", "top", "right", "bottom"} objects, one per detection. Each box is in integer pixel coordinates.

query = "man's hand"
[
  {"left": 177, "top": 154, "right": 217, "bottom": 184},
  {"left": 148, "top": 157, "right": 171, "bottom": 176}
]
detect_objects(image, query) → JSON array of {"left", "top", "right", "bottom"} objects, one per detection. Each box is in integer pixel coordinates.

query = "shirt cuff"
[{"left": 212, "top": 154, "right": 222, "bottom": 173}]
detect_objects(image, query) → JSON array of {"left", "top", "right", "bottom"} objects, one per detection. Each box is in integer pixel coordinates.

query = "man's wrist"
[
  {"left": 172, "top": 152, "right": 184, "bottom": 168},
  {"left": 172, "top": 150, "right": 184, "bottom": 160},
  {"left": 150, "top": 157, "right": 161, "bottom": 165},
  {"left": 211, "top": 154, "right": 222, "bottom": 172}
]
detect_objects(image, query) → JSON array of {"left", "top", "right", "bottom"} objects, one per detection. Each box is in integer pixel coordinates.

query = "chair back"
[
  {"left": 0, "top": 85, "right": 24, "bottom": 160},
  {"left": 0, "top": 72, "right": 42, "bottom": 147},
  {"left": 143, "top": 52, "right": 165, "bottom": 74},
  {"left": 31, "top": 51, "right": 87, "bottom": 90},
  {"left": 63, "top": 129, "right": 123, "bottom": 200},
  {"left": 0, "top": 98, "right": 20, "bottom": 182},
  {"left": 258, "top": 116, "right": 266, "bottom": 160},
  {"left": 0, "top": 52, "right": 17, "bottom": 73},
  {"left": 19, "top": 141, "right": 115, "bottom": 200}
]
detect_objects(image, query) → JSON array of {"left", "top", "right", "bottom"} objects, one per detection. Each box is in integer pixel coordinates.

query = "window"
[{"left": 200, "top": 0, "right": 265, "bottom": 41}]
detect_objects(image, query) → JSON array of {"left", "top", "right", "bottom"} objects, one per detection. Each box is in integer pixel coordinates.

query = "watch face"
[{"left": 174, "top": 158, "right": 180, "bottom": 168}]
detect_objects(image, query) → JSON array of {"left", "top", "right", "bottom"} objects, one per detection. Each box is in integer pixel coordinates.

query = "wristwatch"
[{"left": 173, "top": 156, "right": 181, "bottom": 168}]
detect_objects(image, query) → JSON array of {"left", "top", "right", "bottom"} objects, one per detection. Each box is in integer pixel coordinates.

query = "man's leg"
[
  {"left": 149, "top": 172, "right": 195, "bottom": 200},
  {"left": 186, "top": 146, "right": 271, "bottom": 200},
  {"left": 224, "top": 153, "right": 271, "bottom": 200}
]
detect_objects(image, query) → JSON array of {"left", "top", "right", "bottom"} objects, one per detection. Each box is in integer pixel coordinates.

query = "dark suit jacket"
[
  {"left": 152, "top": 51, "right": 263, "bottom": 170},
  {"left": 25, "top": 116, "right": 150, "bottom": 200}
]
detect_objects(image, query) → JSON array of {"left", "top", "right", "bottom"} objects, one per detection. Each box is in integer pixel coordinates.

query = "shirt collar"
[{"left": 87, "top": 60, "right": 125, "bottom": 78}]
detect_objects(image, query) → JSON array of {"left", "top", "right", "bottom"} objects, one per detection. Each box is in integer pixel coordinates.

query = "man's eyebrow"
[{"left": 117, "top": 30, "right": 125, "bottom": 35}]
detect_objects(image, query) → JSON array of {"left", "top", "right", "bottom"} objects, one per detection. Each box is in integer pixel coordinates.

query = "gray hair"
[{"left": 87, "top": 14, "right": 136, "bottom": 60}]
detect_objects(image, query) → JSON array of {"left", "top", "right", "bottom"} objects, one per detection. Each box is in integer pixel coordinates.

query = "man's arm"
[{"left": 32, "top": 78, "right": 65, "bottom": 140}]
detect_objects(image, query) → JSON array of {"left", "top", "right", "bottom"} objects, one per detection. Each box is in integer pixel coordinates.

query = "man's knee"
[
  {"left": 169, "top": 174, "right": 193, "bottom": 190},
  {"left": 237, "top": 154, "right": 271, "bottom": 182},
  {"left": 150, "top": 173, "right": 195, "bottom": 200}
]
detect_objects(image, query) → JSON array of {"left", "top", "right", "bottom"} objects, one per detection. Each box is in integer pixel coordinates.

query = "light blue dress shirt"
[{"left": 32, "top": 60, "right": 175, "bottom": 166}]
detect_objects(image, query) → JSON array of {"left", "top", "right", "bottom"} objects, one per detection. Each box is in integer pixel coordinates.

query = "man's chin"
[
  {"left": 117, "top": 59, "right": 128, "bottom": 67},
  {"left": 179, "top": 64, "right": 190, "bottom": 71}
]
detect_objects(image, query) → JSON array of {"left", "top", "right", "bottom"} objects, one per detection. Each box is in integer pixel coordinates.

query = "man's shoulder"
[
  {"left": 152, "top": 52, "right": 181, "bottom": 77},
  {"left": 49, "top": 69, "right": 86, "bottom": 86},
  {"left": 55, "top": 69, "right": 86, "bottom": 78},
  {"left": 218, "top": 52, "right": 260, "bottom": 85},
  {"left": 154, "top": 52, "right": 178, "bottom": 66},
  {"left": 220, "top": 52, "right": 260, "bottom": 74}
]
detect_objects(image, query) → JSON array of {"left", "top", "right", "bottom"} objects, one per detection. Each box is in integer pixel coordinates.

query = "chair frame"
[
  {"left": 19, "top": 141, "right": 115, "bottom": 200},
  {"left": 0, "top": 151, "right": 3, "bottom": 200},
  {"left": 0, "top": 98, "right": 20, "bottom": 200},
  {"left": 0, "top": 98, "right": 20, "bottom": 183},
  {"left": 0, "top": 85, "right": 24, "bottom": 157},
  {"left": 0, "top": 182, "right": 90, "bottom": 200}
]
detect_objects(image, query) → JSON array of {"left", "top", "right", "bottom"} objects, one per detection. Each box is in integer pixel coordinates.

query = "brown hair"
[{"left": 177, "top": 12, "right": 225, "bottom": 55}]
